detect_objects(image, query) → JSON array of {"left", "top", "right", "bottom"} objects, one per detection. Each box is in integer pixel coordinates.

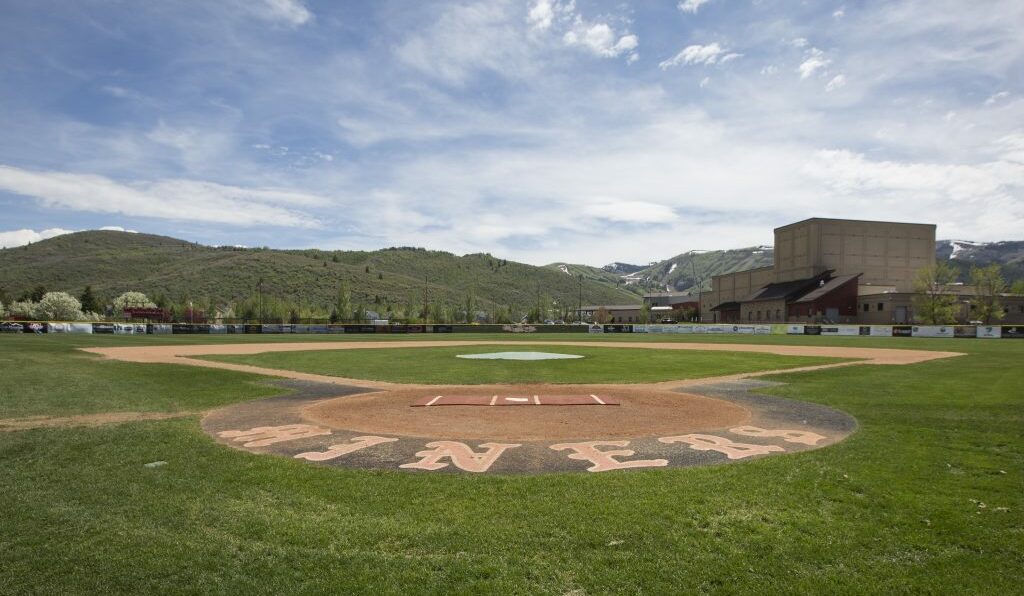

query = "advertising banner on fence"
[
  {"left": 48, "top": 322, "right": 94, "bottom": 334},
  {"left": 976, "top": 326, "right": 1001, "bottom": 339},
  {"left": 912, "top": 325, "right": 955, "bottom": 338},
  {"left": 954, "top": 326, "right": 977, "bottom": 338},
  {"left": 114, "top": 323, "right": 146, "bottom": 335},
  {"left": 819, "top": 325, "right": 861, "bottom": 336},
  {"left": 150, "top": 324, "right": 173, "bottom": 334},
  {"left": 869, "top": 326, "right": 893, "bottom": 337},
  {"left": 1001, "top": 326, "right": 1024, "bottom": 339},
  {"left": 786, "top": 325, "right": 804, "bottom": 335},
  {"left": 209, "top": 324, "right": 227, "bottom": 334}
]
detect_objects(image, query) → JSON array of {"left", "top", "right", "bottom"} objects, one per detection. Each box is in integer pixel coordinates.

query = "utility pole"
[{"left": 423, "top": 273, "right": 428, "bottom": 323}]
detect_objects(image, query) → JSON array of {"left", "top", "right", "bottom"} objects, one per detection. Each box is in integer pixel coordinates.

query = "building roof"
[
  {"left": 774, "top": 217, "right": 937, "bottom": 231},
  {"left": 743, "top": 271, "right": 833, "bottom": 303},
  {"left": 579, "top": 305, "right": 643, "bottom": 311},
  {"left": 793, "top": 274, "right": 861, "bottom": 303},
  {"left": 857, "top": 284, "right": 898, "bottom": 296},
  {"left": 710, "top": 301, "right": 740, "bottom": 311}
]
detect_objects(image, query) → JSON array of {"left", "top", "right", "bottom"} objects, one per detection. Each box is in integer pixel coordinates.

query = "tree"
[
  {"left": 79, "top": 285, "right": 101, "bottom": 314},
  {"left": 595, "top": 307, "right": 610, "bottom": 324},
  {"left": 35, "top": 292, "right": 85, "bottom": 321},
  {"left": 969, "top": 264, "right": 1005, "bottom": 324},
  {"left": 1011, "top": 280, "right": 1024, "bottom": 296},
  {"left": 335, "top": 283, "right": 352, "bottom": 323},
  {"left": 639, "top": 303, "right": 651, "bottom": 324},
  {"left": 464, "top": 292, "right": 476, "bottom": 323},
  {"left": 9, "top": 300, "right": 36, "bottom": 319},
  {"left": 912, "top": 263, "right": 958, "bottom": 324},
  {"left": 0, "top": 300, "right": 6, "bottom": 319},
  {"left": 112, "top": 291, "right": 156, "bottom": 315},
  {"left": 29, "top": 285, "right": 47, "bottom": 302}
]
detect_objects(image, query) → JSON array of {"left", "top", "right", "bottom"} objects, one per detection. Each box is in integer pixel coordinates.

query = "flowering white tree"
[
  {"left": 8, "top": 300, "right": 37, "bottom": 319},
  {"left": 35, "top": 292, "right": 85, "bottom": 321},
  {"left": 112, "top": 291, "right": 156, "bottom": 315}
]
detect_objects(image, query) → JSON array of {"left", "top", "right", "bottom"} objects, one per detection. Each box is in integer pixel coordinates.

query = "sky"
[{"left": 0, "top": 0, "right": 1022, "bottom": 266}]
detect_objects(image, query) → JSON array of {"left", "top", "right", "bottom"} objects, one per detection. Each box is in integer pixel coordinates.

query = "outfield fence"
[{"left": 2, "top": 320, "right": 1023, "bottom": 338}]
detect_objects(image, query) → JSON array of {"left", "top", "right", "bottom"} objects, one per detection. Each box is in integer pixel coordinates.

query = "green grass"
[
  {"left": 198, "top": 344, "right": 846, "bottom": 384},
  {"left": 0, "top": 333, "right": 1022, "bottom": 594}
]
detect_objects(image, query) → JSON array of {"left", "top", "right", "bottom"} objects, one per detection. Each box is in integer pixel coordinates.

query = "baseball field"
[{"left": 1, "top": 333, "right": 1021, "bottom": 594}]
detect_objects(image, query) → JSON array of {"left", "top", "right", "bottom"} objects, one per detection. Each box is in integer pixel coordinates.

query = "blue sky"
[{"left": 0, "top": 0, "right": 1021, "bottom": 265}]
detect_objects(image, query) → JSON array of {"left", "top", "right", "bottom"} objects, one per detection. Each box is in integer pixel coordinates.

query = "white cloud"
[
  {"left": 985, "top": 91, "right": 1010, "bottom": 106},
  {"left": 833, "top": 8, "right": 846, "bottom": 19},
  {"left": 0, "top": 165, "right": 327, "bottom": 228},
  {"left": 678, "top": 0, "right": 712, "bottom": 14},
  {"left": 789, "top": 37, "right": 809, "bottom": 48},
  {"left": 825, "top": 74, "right": 847, "bottom": 91},
  {"left": 527, "top": 0, "right": 555, "bottom": 30},
  {"left": 396, "top": 4, "right": 535, "bottom": 84},
  {"left": 248, "top": 0, "right": 312, "bottom": 27},
  {"left": 0, "top": 228, "right": 75, "bottom": 249},
  {"left": 99, "top": 226, "right": 138, "bottom": 233},
  {"left": 798, "top": 48, "right": 832, "bottom": 79},
  {"left": 760, "top": 65, "right": 779, "bottom": 75},
  {"left": 659, "top": 43, "right": 740, "bottom": 69},
  {"left": 700, "top": 77, "right": 711, "bottom": 88},
  {"left": 583, "top": 200, "right": 678, "bottom": 223},
  {"left": 563, "top": 24, "right": 638, "bottom": 59},
  {"left": 527, "top": 1, "right": 639, "bottom": 61}
]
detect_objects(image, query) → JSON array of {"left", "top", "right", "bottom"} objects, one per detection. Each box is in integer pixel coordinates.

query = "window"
[
  {"left": 757, "top": 310, "right": 762, "bottom": 320},
  {"left": 748, "top": 311, "right": 753, "bottom": 321},
  {"left": 776, "top": 309, "right": 781, "bottom": 320},
  {"left": 877, "top": 303, "right": 884, "bottom": 311},
  {"left": 863, "top": 303, "right": 869, "bottom": 312}
]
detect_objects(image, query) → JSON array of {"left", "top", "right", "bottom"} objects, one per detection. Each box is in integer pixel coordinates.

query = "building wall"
[
  {"left": 788, "top": 277, "right": 860, "bottom": 323},
  {"left": 854, "top": 293, "right": 1024, "bottom": 324},
  {"left": 774, "top": 219, "right": 935, "bottom": 291},
  {"left": 700, "top": 266, "right": 774, "bottom": 322},
  {"left": 740, "top": 299, "right": 787, "bottom": 323}
]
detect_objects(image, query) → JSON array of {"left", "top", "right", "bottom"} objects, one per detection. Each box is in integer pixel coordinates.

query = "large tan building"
[{"left": 701, "top": 218, "right": 939, "bottom": 324}]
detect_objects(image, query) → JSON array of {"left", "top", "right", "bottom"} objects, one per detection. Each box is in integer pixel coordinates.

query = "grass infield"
[
  {"left": 197, "top": 344, "right": 846, "bottom": 384},
  {"left": 0, "top": 334, "right": 1021, "bottom": 593}
]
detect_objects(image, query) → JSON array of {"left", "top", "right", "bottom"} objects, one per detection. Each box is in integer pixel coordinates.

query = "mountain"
[
  {"left": 602, "top": 262, "right": 645, "bottom": 275},
  {"left": 588, "top": 247, "right": 776, "bottom": 295},
  {"left": 0, "top": 231, "right": 640, "bottom": 317},
  {"left": 543, "top": 262, "right": 643, "bottom": 297},
  {"left": 938, "top": 240, "right": 1024, "bottom": 283}
]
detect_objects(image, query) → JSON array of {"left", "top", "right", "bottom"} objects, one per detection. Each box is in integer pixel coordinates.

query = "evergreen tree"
[{"left": 79, "top": 285, "right": 101, "bottom": 314}]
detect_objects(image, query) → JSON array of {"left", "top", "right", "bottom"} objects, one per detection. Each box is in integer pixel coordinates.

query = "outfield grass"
[
  {"left": 198, "top": 344, "right": 846, "bottom": 384},
  {"left": 0, "top": 334, "right": 1022, "bottom": 594}
]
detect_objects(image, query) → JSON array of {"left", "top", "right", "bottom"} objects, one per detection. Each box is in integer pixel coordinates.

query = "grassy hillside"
[
  {"left": 0, "top": 231, "right": 639, "bottom": 317},
  {"left": 543, "top": 262, "right": 643, "bottom": 297}
]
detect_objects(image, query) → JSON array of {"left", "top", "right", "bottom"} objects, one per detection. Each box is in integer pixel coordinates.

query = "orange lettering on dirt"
[
  {"left": 218, "top": 424, "right": 332, "bottom": 447},
  {"left": 399, "top": 441, "right": 521, "bottom": 473},
  {"left": 728, "top": 425, "right": 826, "bottom": 446},
  {"left": 659, "top": 434, "right": 784, "bottom": 459},
  {"left": 549, "top": 441, "right": 669, "bottom": 472},
  {"left": 295, "top": 435, "right": 399, "bottom": 462}
]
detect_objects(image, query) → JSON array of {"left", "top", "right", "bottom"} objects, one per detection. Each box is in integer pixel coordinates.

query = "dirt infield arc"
[{"left": 84, "top": 341, "right": 963, "bottom": 474}]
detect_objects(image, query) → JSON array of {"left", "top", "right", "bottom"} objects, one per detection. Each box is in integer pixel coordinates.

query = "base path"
[{"left": 83, "top": 340, "right": 963, "bottom": 474}]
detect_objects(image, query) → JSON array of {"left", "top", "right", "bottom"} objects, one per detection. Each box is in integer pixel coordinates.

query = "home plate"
[{"left": 411, "top": 394, "right": 620, "bottom": 407}]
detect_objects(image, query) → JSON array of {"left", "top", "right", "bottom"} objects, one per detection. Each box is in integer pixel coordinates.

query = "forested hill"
[{"left": 0, "top": 231, "right": 639, "bottom": 318}]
